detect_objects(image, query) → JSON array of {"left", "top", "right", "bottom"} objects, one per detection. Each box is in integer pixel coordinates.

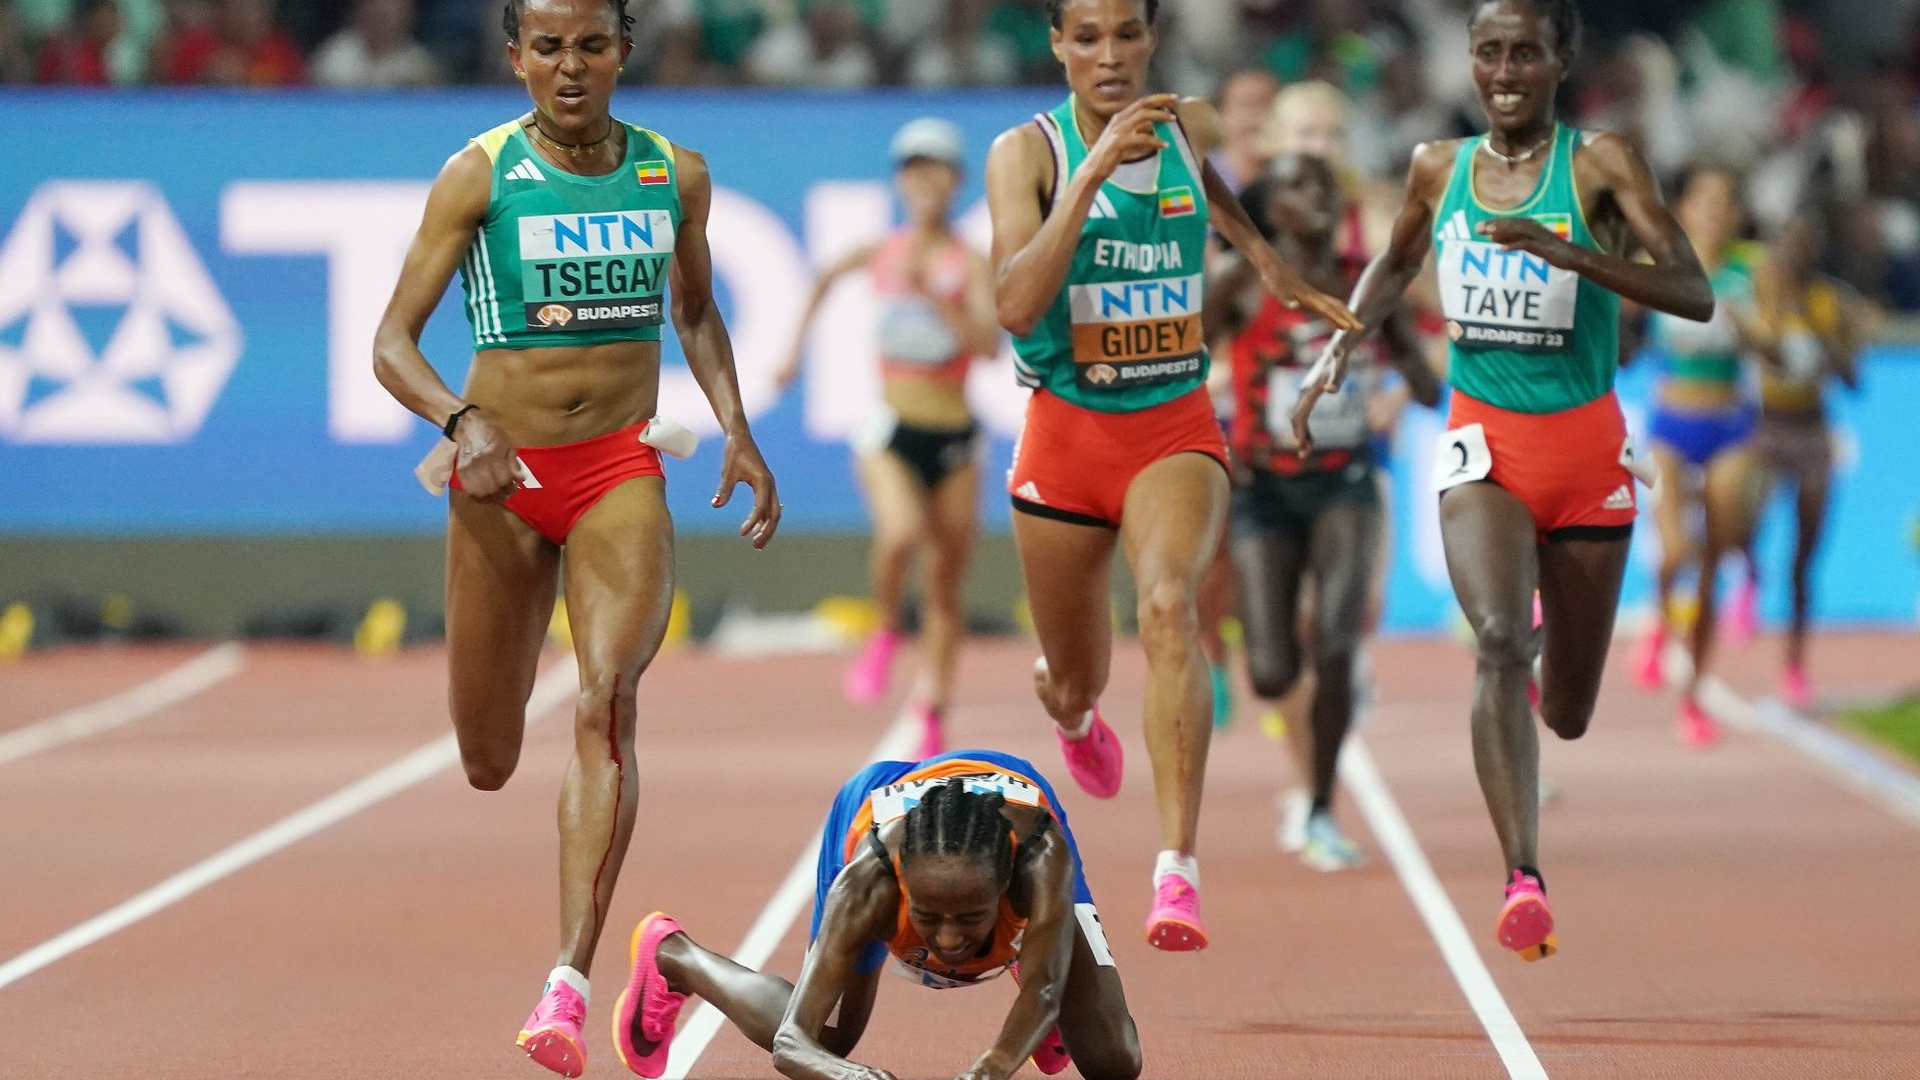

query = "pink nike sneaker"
[
  {"left": 1634, "top": 623, "right": 1667, "bottom": 690},
  {"left": 1496, "top": 870, "right": 1556, "bottom": 962},
  {"left": 1007, "top": 962, "right": 1072, "bottom": 1075},
  {"left": 1677, "top": 699, "right": 1720, "bottom": 748},
  {"left": 907, "top": 701, "right": 946, "bottom": 761},
  {"left": 517, "top": 980, "right": 588, "bottom": 1077},
  {"left": 1057, "top": 708, "right": 1123, "bottom": 800},
  {"left": 1144, "top": 873, "right": 1208, "bottom": 952},
  {"left": 1725, "top": 576, "right": 1760, "bottom": 646},
  {"left": 1782, "top": 664, "right": 1812, "bottom": 712},
  {"left": 843, "top": 629, "right": 900, "bottom": 706},
  {"left": 614, "top": 912, "right": 689, "bottom": 1078}
]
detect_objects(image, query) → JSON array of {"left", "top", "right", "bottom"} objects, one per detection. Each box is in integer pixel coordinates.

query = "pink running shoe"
[
  {"left": 1678, "top": 699, "right": 1720, "bottom": 748},
  {"left": 1782, "top": 664, "right": 1812, "bottom": 712},
  {"left": 843, "top": 629, "right": 900, "bottom": 706},
  {"left": 518, "top": 980, "right": 588, "bottom": 1077},
  {"left": 1634, "top": 623, "right": 1667, "bottom": 691},
  {"left": 1144, "top": 873, "right": 1208, "bottom": 952},
  {"left": 614, "top": 911, "right": 690, "bottom": 1078},
  {"left": 1496, "top": 870, "right": 1556, "bottom": 962},
  {"left": 908, "top": 702, "right": 946, "bottom": 760},
  {"left": 1007, "top": 963, "right": 1072, "bottom": 1075},
  {"left": 1057, "top": 709, "right": 1123, "bottom": 800}
]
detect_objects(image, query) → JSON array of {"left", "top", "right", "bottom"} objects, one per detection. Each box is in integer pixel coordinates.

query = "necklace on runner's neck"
[
  {"left": 1478, "top": 129, "right": 1553, "bottom": 167},
  {"left": 531, "top": 118, "right": 614, "bottom": 159}
]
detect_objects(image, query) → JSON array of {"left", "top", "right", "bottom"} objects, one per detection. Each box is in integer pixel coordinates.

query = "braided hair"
[
  {"left": 899, "top": 779, "right": 1017, "bottom": 886},
  {"left": 1468, "top": 0, "right": 1582, "bottom": 62},
  {"left": 503, "top": 0, "right": 634, "bottom": 44},
  {"left": 1045, "top": 0, "right": 1160, "bottom": 30}
]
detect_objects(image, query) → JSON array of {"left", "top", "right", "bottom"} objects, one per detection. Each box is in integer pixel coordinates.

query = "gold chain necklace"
[
  {"left": 1478, "top": 130, "right": 1553, "bottom": 167},
  {"left": 530, "top": 119, "right": 614, "bottom": 159}
]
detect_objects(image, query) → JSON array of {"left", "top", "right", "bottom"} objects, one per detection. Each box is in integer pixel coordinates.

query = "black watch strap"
[{"left": 442, "top": 404, "right": 479, "bottom": 441}]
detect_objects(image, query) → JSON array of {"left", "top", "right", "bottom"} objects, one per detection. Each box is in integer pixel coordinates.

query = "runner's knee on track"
[
  {"left": 1134, "top": 578, "right": 1199, "bottom": 659},
  {"left": 574, "top": 670, "right": 638, "bottom": 757},
  {"left": 1471, "top": 614, "right": 1535, "bottom": 676},
  {"left": 1245, "top": 647, "right": 1301, "bottom": 700}
]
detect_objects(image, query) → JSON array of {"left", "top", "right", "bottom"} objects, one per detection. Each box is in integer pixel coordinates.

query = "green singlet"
[
  {"left": 1431, "top": 124, "right": 1621, "bottom": 415},
  {"left": 458, "top": 119, "right": 682, "bottom": 352},
  {"left": 1012, "top": 96, "right": 1213, "bottom": 414}
]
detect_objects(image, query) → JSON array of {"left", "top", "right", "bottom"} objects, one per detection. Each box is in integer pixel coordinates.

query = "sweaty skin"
[
  {"left": 1290, "top": 0, "right": 1709, "bottom": 880},
  {"left": 369, "top": 0, "right": 779, "bottom": 979}
]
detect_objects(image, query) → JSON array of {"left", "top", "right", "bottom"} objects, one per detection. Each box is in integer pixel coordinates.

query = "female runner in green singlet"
[
  {"left": 371, "top": 0, "right": 779, "bottom": 1073},
  {"left": 1292, "top": 0, "right": 1713, "bottom": 961},
  {"left": 984, "top": 0, "right": 1358, "bottom": 951}
]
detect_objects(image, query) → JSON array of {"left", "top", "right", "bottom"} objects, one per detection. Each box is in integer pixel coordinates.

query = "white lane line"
[
  {"left": 1343, "top": 737, "right": 1549, "bottom": 1080},
  {"left": 0, "top": 643, "right": 246, "bottom": 767},
  {"left": 661, "top": 715, "right": 920, "bottom": 1080},
  {"left": 1695, "top": 673, "right": 1920, "bottom": 832},
  {"left": 0, "top": 661, "right": 579, "bottom": 993}
]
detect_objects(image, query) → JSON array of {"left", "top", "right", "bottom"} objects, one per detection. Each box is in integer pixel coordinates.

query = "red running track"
[{"left": 0, "top": 631, "right": 1916, "bottom": 1079}]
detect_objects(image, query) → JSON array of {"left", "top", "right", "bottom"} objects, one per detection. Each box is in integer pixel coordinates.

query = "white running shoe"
[
  {"left": 1276, "top": 789, "right": 1312, "bottom": 854},
  {"left": 1299, "top": 809, "right": 1365, "bottom": 872}
]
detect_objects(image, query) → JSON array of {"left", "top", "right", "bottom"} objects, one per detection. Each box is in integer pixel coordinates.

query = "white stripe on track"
[
  {"left": 0, "top": 643, "right": 245, "bottom": 768},
  {"left": 660, "top": 713, "right": 920, "bottom": 1079},
  {"left": 1342, "top": 737, "right": 1549, "bottom": 1080},
  {"left": 0, "top": 660, "right": 579, "bottom": 993}
]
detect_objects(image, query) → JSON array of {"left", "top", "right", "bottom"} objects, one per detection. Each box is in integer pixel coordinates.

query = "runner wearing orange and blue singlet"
[{"left": 610, "top": 751, "right": 1140, "bottom": 1080}]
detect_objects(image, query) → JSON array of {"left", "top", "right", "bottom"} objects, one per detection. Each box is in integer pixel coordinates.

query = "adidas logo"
[
  {"left": 505, "top": 160, "right": 545, "bottom": 182},
  {"left": 1015, "top": 481, "right": 1044, "bottom": 503},
  {"left": 1439, "top": 209, "right": 1472, "bottom": 241},
  {"left": 1087, "top": 191, "right": 1118, "bottom": 219},
  {"left": 1603, "top": 484, "right": 1633, "bottom": 510}
]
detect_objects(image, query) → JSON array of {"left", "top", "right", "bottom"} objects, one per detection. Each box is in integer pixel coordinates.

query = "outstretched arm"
[
  {"left": 773, "top": 860, "right": 901, "bottom": 1080},
  {"left": 956, "top": 832, "right": 1076, "bottom": 1080},
  {"left": 670, "top": 146, "right": 782, "bottom": 548},
  {"left": 774, "top": 242, "right": 876, "bottom": 390},
  {"left": 1481, "top": 131, "right": 1713, "bottom": 322}
]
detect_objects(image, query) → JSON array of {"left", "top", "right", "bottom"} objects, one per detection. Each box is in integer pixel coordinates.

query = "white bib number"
[
  {"left": 1433, "top": 423, "right": 1494, "bottom": 492},
  {"left": 1266, "top": 368, "right": 1368, "bottom": 450}
]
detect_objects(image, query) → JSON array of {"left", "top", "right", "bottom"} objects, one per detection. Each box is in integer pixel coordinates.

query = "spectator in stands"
[
  {"left": 312, "top": 0, "right": 438, "bottom": 88},
  {"left": 0, "top": 0, "right": 31, "bottom": 82},
  {"left": 1210, "top": 68, "right": 1279, "bottom": 194},
  {"left": 746, "top": 0, "right": 876, "bottom": 88},
  {"left": 1350, "top": 47, "right": 1465, "bottom": 180},
  {"left": 650, "top": 0, "right": 767, "bottom": 84},
  {"left": 33, "top": 0, "right": 114, "bottom": 83},
  {"left": 903, "top": 0, "right": 1017, "bottom": 86},
  {"left": 159, "top": 0, "right": 303, "bottom": 85},
  {"left": 983, "top": 0, "right": 1056, "bottom": 84}
]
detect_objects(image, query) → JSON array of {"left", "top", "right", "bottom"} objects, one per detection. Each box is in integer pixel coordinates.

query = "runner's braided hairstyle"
[
  {"left": 1469, "top": 0, "right": 1581, "bottom": 62},
  {"left": 900, "top": 778, "right": 1017, "bottom": 886},
  {"left": 503, "top": 0, "right": 635, "bottom": 44},
  {"left": 1045, "top": 0, "right": 1160, "bottom": 29}
]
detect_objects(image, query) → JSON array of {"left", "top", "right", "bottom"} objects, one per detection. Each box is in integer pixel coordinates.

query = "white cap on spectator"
[{"left": 890, "top": 117, "right": 965, "bottom": 168}]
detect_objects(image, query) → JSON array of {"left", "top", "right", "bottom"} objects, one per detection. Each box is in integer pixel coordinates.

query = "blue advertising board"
[{"left": 2, "top": 90, "right": 1915, "bottom": 629}]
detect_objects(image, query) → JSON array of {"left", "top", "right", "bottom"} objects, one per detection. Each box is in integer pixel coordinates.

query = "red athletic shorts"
[
  {"left": 1008, "top": 387, "right": 1228, "bottom": 528},
  {"left": 450, "top": 423, "right": 664, "bottom": 545},
  {"left": 1443, "top": 389, "right": 1637, "bottom": 544}
]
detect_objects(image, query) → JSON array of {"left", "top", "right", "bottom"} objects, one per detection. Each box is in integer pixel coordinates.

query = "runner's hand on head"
[
  {"left": 1291, "top": 340, "right": 1351, "bottom": 456},
  {"left": 1083, "top": 93, "right": 1177, "bottom": 182},
  {"left": 453, "top": 411, "right": 519, "bottom": 502},
  {"left": 714, "top": 432, "right": 782, "bottom": 549}
]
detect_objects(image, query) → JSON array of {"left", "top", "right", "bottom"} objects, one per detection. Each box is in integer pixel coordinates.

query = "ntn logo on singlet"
[
  {"left": 1439, "top": 223, "right": 1577, "bottom": 353},
  {"left": 1068, "top": 274, "right": 1203, "bottom": 372},
  {"left": 519, "top": 210, "right": 674, "bottom": 258}
]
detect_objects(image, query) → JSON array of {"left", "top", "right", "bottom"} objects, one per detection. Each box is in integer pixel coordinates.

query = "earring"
[{"left": 515, "top": 70, "right": 526, "bottom": 80}]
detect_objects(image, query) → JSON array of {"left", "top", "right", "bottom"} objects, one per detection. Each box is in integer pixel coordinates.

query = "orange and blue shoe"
[
  {"left": 1007, "top": 962, "right": 1072, "bottom": 1075},
  {"left": 1144, "top": 873, "right": 1208, "bottom": 952},
  {"left": 518, "top": 979, "right": 589, "bottom": 1077},
  {"left": 1496, "top": 870, "right": 1556, "bottom": 962},
  {"left": 614, "top": 911, "right": 690, "bottom": 1078}
]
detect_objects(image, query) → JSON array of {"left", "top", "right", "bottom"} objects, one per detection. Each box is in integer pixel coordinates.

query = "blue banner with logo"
[{"left": 1, "top": 90, "right": 1915, "bottom": 629}]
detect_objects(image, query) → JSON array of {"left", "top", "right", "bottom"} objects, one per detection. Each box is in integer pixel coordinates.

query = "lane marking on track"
[
  {"left": 661, "top": 713, "right": 920, "bottom": 1080},
  {"left": 0, "top": 660, "right": 579, "bottom": 993},
  {"left": 1343, "top": 736, "right": 1549, "bottom": 1080},
  {"left": 0, "top": 643, "right": 245, "bottom": 768},
  {"left": 1689, "top": 666, "right": 1920, "bottom": 832}
]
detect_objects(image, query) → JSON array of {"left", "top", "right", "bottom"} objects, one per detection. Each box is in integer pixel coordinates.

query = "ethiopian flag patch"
[
  {"left": 1533, "top": 212, "right": 1572, "bottom": 240},
  {"left": 636, "top": 162, "right": 671, "bottom": 186},
  {"left": 1158, "top": 186, "right": 1196, "bottom": 217}
]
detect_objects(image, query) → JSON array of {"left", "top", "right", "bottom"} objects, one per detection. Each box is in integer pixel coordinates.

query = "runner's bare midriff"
[
  {"left": 465, "top": 339, "right": 662, "bottom": 447},
  {"left": 883, "top": 370, "right": 974, "bottom": 432}
]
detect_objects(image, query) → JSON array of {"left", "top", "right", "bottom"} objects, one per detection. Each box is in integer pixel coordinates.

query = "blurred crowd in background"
[{"left": 10, "top": 0, "right": 1920, "bottom": 311}]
